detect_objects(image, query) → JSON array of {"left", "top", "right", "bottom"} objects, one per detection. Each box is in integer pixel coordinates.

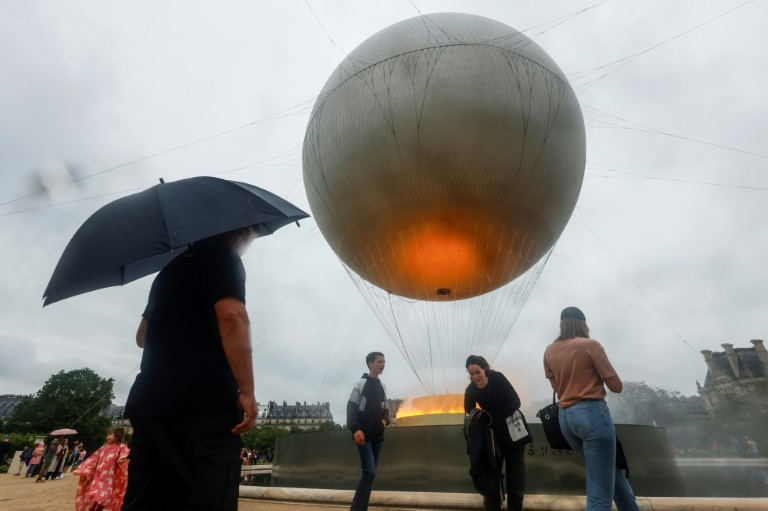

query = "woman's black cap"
[{"left": 561, "top": 306, "right": 586, "bottom": 321}]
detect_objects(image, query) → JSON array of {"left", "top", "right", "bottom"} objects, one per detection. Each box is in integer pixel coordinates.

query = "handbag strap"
[{"left": 552, "top": 391, "right": 557, "bottom": 405}]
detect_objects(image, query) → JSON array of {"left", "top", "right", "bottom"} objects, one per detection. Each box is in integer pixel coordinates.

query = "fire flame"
[{"left": 396, "top": 394, "right": 465, "bottom": 418}]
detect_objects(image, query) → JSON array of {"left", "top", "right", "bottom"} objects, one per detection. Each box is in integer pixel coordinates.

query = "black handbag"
[
  {"left": 536, "top": 392, "right": 572, "bottom": 450},
  {"left": 616, "top": 437, "right": 629, "bottom": 478}
]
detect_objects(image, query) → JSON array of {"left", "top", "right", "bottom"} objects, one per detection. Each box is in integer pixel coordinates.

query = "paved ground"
[
  {"left": 4, "top": 472, "right": 767, "bottom": 511},
  {"left": 0, "top": 473, "right": 358, "bottom": 511},
  {"left": 0, "top": 472, "right": 77, "bottom": 511}
]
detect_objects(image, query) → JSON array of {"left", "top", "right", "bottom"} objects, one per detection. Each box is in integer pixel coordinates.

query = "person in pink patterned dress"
[{"left": 73, "top": 426, "right": 130, "bottom": 511}]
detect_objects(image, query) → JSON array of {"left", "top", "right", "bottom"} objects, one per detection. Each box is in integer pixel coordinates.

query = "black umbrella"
[{"left": 43, "top": 176, "right": 309, "bottom": 306}]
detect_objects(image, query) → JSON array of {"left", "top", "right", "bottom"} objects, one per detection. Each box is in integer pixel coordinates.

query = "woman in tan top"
[{"left": 543, "top": 307, "right": 639, "bottom": 511}]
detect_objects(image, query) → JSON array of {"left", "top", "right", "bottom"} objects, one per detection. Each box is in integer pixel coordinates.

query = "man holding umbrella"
[
  {"left": 122, "top": 225, "right": 259, "bottom": 511},
  {"left": 43, "top": 177, "right": 308, "bottom": 510}
]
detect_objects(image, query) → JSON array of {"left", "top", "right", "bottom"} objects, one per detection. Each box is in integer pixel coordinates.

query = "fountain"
[{"left": 272, "top": 394, "right": 686, "bottom": 496}]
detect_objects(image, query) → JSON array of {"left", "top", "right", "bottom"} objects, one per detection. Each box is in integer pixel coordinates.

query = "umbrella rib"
[{"left": 155, "top": 185, "right": 174, "bottom": 248}]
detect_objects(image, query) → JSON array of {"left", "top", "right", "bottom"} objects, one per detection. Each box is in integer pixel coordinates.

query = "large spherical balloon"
[{"left": 303, "top": 13, "right": 585, "bottom": 301}]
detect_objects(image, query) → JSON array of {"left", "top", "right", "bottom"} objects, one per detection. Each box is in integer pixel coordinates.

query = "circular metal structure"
[{"left": 303, "top": 13, "right": 585, "bottom": 301}]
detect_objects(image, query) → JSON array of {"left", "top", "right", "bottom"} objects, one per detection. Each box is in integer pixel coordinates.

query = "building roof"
[
  {"left": 265, "top": 401, "right": 333, "bottom": 420},
  {"left": 102, "top": 404, "right": 125, "bottom": 419},
  {"left": 0, "top": 394, "right": 25, "bottom": 420},
  {"left": 704, "top": 347, "right": 766, "bottom": 386}
]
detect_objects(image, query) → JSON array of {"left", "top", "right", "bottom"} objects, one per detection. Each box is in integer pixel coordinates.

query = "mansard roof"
[
  {"left": 0, "top": 394, "right": 25, "bottom": 419},
  {"left": 102, "top": 404, "right": 126, "bottom": 419},
  {"left": 266, "top": 401, "right": 333, "bottom": 419},
  {"left": 704, "top": 348, "right": 766, "bottom": 386}
]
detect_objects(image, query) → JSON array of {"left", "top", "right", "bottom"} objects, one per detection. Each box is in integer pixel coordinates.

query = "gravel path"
[{"left": 0, "top": 473, "right": 349, "bottom": 511}]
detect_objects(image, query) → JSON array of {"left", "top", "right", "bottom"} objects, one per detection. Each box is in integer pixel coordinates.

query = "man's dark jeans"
[
  {"left": 350, "top": 441, "right": 382, "bottom": 511},
  {"left": 122, "top": 411, "right": 241, "bottom": 511}
]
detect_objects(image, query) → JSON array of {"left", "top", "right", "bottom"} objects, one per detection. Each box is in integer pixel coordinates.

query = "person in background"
[
  {"left": 26, "top": 443, "right": 44, "bottom": 477},
  {"left": 74, "top": 426, "right": 130, "bottom": 511},
  {"left": 543, "top": 307, "right": 639, "bottom": 511},
  {"left": 76, "top": 446, "right": 87, "bottom": 468},
  {"left": 35, "top": 440, "right": 59, "bottom": 483},
  {"left": 0, "top": 435, "right": 11, "bottom": 465},
  {"left": 64, "top": 441, "right": 81, "bottom": 473},
  {"left": 50, "top": 438, "right": 69, "bottom": 479},
  {"left": 14, "top": 445, "right": 31, "bottom": 476},
  {"left": 346, "top": 351, "right": 390, "bottom": 511}
]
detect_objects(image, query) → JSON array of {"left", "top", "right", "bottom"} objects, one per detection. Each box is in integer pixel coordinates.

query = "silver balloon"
[
  {"left": 304, "top": 13, "right": 587, "bottom": 393},
  {"left": 303, "top": 13, "right": 585, "bottom": 302}
]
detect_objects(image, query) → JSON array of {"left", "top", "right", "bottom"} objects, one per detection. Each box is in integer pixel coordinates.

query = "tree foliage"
[
  {"left": 709, "top": 380, "right": 768, "bottom": 451},
  {"left": 317, "top": 421, "right": 345, "bottom": 432},
  {"left": 241, "top": 426, "right": 290, "bottom": 452},
  {"left": 240, "top": 422, "right": 344, "bottom": 451},
  {"left": 606, "top": 380, "right": 687, "bottom": 426},
  {"left": 6, "top": 368, "right": 114, "bottom": 453},
  {"left": 606, "top": 380, "right": 717, "bottom": 451},
  {"left": 599, "top": 379, "right": 768, "bottom": 455}
]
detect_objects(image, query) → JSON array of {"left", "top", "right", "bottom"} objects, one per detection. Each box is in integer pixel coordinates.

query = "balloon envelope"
[{"left": 303, "top": 12, "right": 585, "bottom": 301}]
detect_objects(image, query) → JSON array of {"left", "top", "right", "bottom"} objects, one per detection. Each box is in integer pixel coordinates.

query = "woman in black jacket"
[{"left": 464, "top": 355, "right": 529, "bottom": 511}]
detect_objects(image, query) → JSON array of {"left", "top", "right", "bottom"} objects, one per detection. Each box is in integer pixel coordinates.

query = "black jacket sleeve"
[
  {"left": 496, "top": 372, "right": 521, "bottom": 411},
  {"left": 464, "top": 384, "right": 478, "bottom": 414}
]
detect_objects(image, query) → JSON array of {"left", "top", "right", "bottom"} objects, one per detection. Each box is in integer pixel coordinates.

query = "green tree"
[
  {"left": 7, "top": 369, "right": 114, "bottom": 453},
  {"left": 606, "top": 381, "right": 682, "bottom": 426},
  {"left": 317, "top": 421, "right": 344, "bottom": 432},
  {"left": 241, "top": 426, "right": 289, "bottom": 452},
  {"left": 606, "top": 380, "right": 715, "bottom": 451},
  {"left": 710, "top": 380, "right": 768, "bottom": 453}
]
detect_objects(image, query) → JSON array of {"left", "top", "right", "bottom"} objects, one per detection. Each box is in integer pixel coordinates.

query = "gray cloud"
[{"left": 1, "top": 1, "right": 766, "bottom": 423}]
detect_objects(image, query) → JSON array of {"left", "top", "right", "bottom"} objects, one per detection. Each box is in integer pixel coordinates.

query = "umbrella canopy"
[
  {"left": 51, "top": 428, "right": 78, "bottom": 436},
  {"left": 44, "top": 177, "right": 309, "bottom": 306}
]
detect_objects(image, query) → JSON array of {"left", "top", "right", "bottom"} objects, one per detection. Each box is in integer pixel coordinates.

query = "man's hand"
[
  {"left": 353, "top": 430, "right": 365, "bottom": 446},
  {"left": 232, "top": 392, "right": 257, "bottom": 434},
  {"left": 382, "top": 419, "right": 387, "bottom": 428}
]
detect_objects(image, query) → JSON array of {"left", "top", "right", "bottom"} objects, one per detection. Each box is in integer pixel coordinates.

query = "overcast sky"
[{"left": 1, "top": 0, "right": 766, "bottom": 424}]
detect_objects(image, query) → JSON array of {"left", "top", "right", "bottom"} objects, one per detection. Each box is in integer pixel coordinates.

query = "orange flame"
[{"left": 396, "top": 394, "right": 465, "bottom": 418}]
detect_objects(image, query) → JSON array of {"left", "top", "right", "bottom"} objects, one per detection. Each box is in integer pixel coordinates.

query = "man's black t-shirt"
[{"left": 124, "top": 240, "right": 245, "bottom": 418}]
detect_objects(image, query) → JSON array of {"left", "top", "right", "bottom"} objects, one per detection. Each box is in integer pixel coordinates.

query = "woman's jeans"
[
  {"left": 350, "top": 441, "right": 381, "bottom": 511},
  {"left": 559, "top": 400, "right": 639, "bottom": 511}
]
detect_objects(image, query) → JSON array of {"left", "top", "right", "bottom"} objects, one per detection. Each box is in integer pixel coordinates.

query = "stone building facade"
[
  {"left": 103, "top": 404, "right": 133, "bottom": 434},
  {"left": 698, "top": 339, "right": 768, "bottom": 411},
  {"left": 254, "top": 400, "right": 334, "bottom": 430}
]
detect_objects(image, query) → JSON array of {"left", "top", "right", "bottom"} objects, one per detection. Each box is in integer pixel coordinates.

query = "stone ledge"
[{"left": 239, "top": 486, "right": 768, "bottom": 510}]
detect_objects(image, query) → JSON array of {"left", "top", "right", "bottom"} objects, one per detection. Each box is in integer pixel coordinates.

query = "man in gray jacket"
[{"left": 346, "top": 352, "right": 390, "bottom": 511}]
